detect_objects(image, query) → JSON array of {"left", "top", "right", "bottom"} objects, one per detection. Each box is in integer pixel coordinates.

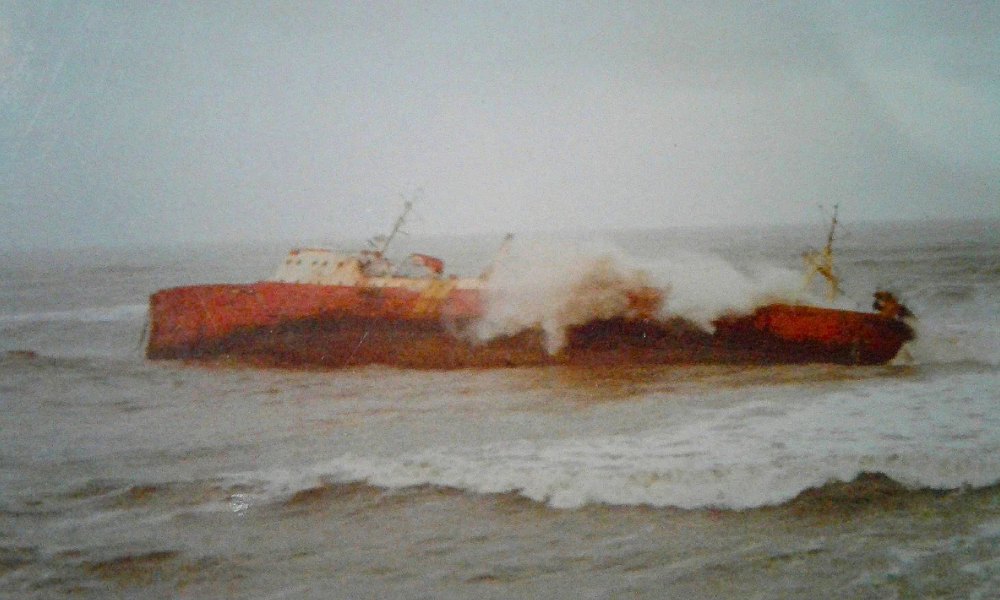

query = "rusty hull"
[
  {"left": 712, "top": 305, "right": 915, "bottom": 366},
  {"left": 146, "top": 283, "right": 914, "bottom": 368}
]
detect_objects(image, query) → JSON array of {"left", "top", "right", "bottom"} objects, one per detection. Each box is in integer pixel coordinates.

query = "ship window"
[
  {"left": 296, "top": 259, "right": 302, "bottom": 265},
  {"left": 285, "top": 259, "right": 292, "bottom": 265}
]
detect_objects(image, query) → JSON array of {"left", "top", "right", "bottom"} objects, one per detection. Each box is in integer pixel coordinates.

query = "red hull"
[{"left": 146, "top": 283, "right": 914, "bottom": 368}]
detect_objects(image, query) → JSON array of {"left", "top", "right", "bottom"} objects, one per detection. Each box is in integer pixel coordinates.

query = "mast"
[
  {"left": 803, "top": 204, "right": 842, "bottom": 301},
  {"left": 824, "top": 203, "right": 838, "bottom": 254},
  {"left": 377, "top": 200, "right": 413, "bottom": 254},
  {"left": 369, "top": 198, "right": 415, "bottom": 256}
]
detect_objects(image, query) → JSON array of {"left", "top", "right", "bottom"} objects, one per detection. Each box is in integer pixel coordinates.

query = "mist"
[{"left": 1, "top": 2, "right": 997, "bottom": 250}]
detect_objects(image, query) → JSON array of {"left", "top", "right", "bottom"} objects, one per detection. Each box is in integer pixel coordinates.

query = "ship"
[{"left": 145, "top": 203, "right": 915, "bottom": 368}]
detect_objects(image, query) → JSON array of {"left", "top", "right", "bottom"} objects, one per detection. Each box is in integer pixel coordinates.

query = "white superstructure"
[{"left": 270, "top": 247, "right": 485, "bottom": 290}]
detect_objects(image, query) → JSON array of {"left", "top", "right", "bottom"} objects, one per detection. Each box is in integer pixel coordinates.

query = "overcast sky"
[{"left": 1, "top": 1, "right": 997, "bottom": 249}]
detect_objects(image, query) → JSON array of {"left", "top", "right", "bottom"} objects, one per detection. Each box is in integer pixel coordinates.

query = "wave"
[
  {"left": 208, "top": 365, "right": 1000, "bottom": 512},
  {"left": 262, "top": 471, "right": 998, "bottom": 517},
  {"left": 18, "top": 474, "right": 956, "bottom": 524},
  {"left": 193, "top": 466, "right": 1000, "bottom": 521},
  {"left": 473, "top": 239, "right": 811, "bottom": 353},
  {"left": 41, "top": 440, "right": 1000, "bottom": 517},
  {"left": 214, "top": 436, "right": 1000, "bottom": 512},
  {"left": 0, "top": 303, "right": 148, "bottom": 324},
  {"left": 60, "top": 479, "right": 240, "bottom": 510}
]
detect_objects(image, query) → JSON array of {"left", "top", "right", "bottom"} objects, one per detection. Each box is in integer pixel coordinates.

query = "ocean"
[{"left": 1, "top": 219, "right": 998, "bottom": 599}]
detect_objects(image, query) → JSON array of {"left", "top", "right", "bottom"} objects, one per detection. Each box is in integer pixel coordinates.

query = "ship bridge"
[{"left": 270, "top": 248, "right": 482, "bottom": 289}]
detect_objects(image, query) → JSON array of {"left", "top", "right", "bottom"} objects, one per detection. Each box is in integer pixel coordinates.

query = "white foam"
[
  {"left": 225, "top": 371, "right": 1000, "bottom": 510},
  {"left": 644, "top": 249, "right": 810, "bottom": 329},
  {"left": 474, "top": 238, "right": 809, "bottom": 353},
  {"left": 317, "top": 443, "right": 998, "bottom": 510}
]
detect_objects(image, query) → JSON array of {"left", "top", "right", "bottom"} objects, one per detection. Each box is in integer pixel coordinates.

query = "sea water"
[{"left": 1, "top": 220, "right": 998, "bottom": 599}]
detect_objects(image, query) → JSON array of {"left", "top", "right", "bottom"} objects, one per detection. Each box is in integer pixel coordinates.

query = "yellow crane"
[{"left": 803, "top": 204, "right": 843, "bottom": 301}]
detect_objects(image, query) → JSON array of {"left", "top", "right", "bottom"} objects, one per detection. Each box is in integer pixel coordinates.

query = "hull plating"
[{"left": 146, "top": 283, "right": 914, "bottom": 368}]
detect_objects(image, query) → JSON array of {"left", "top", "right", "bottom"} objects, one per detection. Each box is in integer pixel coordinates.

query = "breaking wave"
[
  {"left": 219, "top": 442, "right": 1000, "bottom": 512},
  {"left": 247, "top": 472, "right": 1000, "bottom": 518},
  {"left": 473, "top": 239, "right": 813, "bottom": 353},
  {"left": 215, "top": 366, "right": 1000, "bottom": 511},
  {"left": 42, "top": 467, "right": 991, "bottom": 522}
]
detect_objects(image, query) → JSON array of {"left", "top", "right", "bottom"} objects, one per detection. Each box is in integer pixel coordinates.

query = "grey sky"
[{"left": 1, "top": 1, "right": 997, "bottom": 249}]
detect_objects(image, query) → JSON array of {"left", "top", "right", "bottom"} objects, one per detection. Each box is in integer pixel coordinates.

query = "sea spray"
[
  {"left": 646, "top": 249, "right": 808, "bottom": 329},
  {"left": 474, "top": 238, "right": 809, "bottom": 353},
  {"left": 473, "top": 240, "right": 655, "bottom": 353}
]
